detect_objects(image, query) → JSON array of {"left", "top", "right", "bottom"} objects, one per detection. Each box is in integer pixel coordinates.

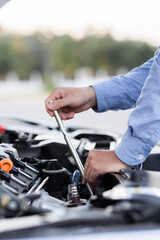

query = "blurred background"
[{"left": 0, "top": 0, "right": 159, "bottom": 133}]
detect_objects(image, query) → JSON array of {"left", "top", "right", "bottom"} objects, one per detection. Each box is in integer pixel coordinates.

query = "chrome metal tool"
[{"left": 53, "top": 110, "right": 93, "bottom": 197}]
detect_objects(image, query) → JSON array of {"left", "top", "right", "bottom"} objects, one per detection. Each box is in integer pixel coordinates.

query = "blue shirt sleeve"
[
  {"left": 115, "top": 47, "right": 160, "bottom": 166},
  {"left": 92, "top": 47, "right": 160, "bottom": 166},
  {"left": 92, "top": 58, "right": 153, "bottom": 111}
]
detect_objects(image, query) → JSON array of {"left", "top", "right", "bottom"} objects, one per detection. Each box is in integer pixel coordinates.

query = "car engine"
[{"left": 1, "top": 117, "right": 160, "bottom": 238}]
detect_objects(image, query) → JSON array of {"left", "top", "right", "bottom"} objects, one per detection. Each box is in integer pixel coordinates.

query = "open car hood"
[{"left": 0, "top": 0, "right": 10, "bottom": 8}]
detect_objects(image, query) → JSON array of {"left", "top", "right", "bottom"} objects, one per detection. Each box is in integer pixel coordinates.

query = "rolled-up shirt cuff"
[
  {"left": 91, "top": 77, "right": 131, "bottom": 112},
  {"left": 91, "top": 79, "right": 122, "bottom": 112},
  {"left": 115, "top": 128, "right": 152, "bottom": 166},
  {"left": 91, "top": 82, "right": 110, "bottom": 112}
]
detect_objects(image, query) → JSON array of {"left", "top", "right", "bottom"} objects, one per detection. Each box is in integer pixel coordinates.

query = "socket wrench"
[{"left": 53, "top": 110, "right": 93, "bottom": 197}]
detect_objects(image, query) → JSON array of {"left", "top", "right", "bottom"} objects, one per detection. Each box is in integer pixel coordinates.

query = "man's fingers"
[
  {"left": 58, "top": 111, "right": 75, "bottom": 120},
  {"left": 85, "top": 165, "right": 99, "bottom": 185},
  {"left": 45, "top": 87, "right": 62, "bottom": 108},
  {"left": 45, "top": 96, "right": 56, "bottom": 111},
  {"left": 87, "top": 181, "right": 95, "bottom": 190},
  {"left": 83, "top": 150, "right": 101, "bottom": 185},
  {"left": 88, "top": 169, "right": 99, "bottom": 184},
  {"left": 83, "top": 154, "right": 91, "bottom": 184},
  {"left": 83, "top": 150, "right": 96, "bottom": 184},
  {"left": 45, "top": 95, "right": 75, "bottom": 120},
  {"left": 46, "top": 108, "right": 54, "bottom": 117},
  {"left": 84, "top": 166, "right": 91, "bottom": 184},
  {"left": 47, "top": 97, "right": 71, "bottom": 111}
]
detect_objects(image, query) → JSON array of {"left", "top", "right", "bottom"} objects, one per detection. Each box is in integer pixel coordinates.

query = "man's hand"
[
  {"left": 45, "top": 87, "right": 97, "bottom": 120},
  {"left": 83, "top": 150, "right": 130, "bottom": 188}
]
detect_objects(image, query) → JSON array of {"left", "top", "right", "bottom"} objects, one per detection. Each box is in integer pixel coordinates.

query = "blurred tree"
[
  {"left": 24, "top": 34, "right": 44, "bottom": 74},
  {"left": 0, "top": 32, "right": 156, "bottom": 81},
  {"left": 52, "top": 35, "right": 78, "bottom": 78},
  {"left": 0, "top": 37, "right": 14, "bottom": 78},
  {"left": 11, "top": 37, "right": 33, "bottom": 79},
  {"left": 51, "top": 34, "right": 155, "bottom": 76}
]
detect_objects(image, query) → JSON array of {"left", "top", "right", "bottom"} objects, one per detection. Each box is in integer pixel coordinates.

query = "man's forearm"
[
  {"left": 115, "top": 47, "right": 160, "bottom": 166},
  {"left": 92, "top": 58, "right": 153, "bottom": 112}
]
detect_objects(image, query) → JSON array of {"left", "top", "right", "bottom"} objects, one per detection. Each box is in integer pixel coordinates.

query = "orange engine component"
[{"left": 0, "top": 159, "right": 13, "bottom": 173}]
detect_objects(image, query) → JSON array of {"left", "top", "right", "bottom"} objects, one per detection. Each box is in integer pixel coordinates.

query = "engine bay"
[
  {"left": 1, "top": 117, "right": 160, "bottom": 238},
  {"left": 0, "top": 117, "right": 119, "bottom": 210}
]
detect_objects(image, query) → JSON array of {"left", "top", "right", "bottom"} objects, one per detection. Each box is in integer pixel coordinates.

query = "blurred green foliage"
[{"left": 0, "top": 32, "right": 156, "bottom": 80}]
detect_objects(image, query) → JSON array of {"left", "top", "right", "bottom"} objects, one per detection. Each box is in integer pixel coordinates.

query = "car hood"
[{"left": 0, "top": 0, "right": 10, "bottom": 8}]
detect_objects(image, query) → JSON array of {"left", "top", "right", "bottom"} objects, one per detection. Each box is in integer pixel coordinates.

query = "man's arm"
[
  {"left": 115, "top": 47, "right": 160, "bottom": 166},
  {"left": 45, "top": 57, "right": 153, "bottom": 119},
  {"left": 83, "top": 50, "right": 160, "bottom": 186},
  {"left": 92, "top": 58, "right": 153, "bottom": 112}
]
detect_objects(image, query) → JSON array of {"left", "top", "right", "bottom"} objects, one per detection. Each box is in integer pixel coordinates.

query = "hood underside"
[{"left": 0, "top": 0, "right": 10, "bottom": 8}]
